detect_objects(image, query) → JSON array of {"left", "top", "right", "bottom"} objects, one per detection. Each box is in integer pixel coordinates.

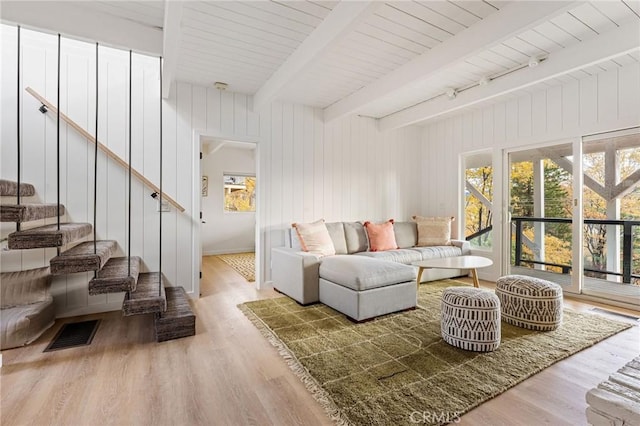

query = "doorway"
[{"left": 194, "top": 135, "right": 260, "bottom": 295}]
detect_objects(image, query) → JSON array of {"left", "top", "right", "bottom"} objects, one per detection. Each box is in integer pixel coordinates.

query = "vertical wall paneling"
[
  {"left": 580, "top": 75, "right": 598, "bottom": 126},
  {"left": 312, "top": 108, "right": 323, "bottom": 220},
  {"left": 292, "top": 104, "right": 304, "bottom": 222},
  {"left": 532, "top": 90, "right": 547, "bottom": 137},
  {"left": 233, "top": 93, "right": 247, "bottom": 136},
  {"left": 175, "top": 82, "right": 193, "bottom": 290},
  {"left": 562, "top": 79, "right": 580, "bottom": 131},
  {"left": 546, "top": 86, "right": 562, "bottom": 134},
  {"left": 302, "top": 105, "right": 314, "bottom": 222},
  {"left": 206, "top": 87, "right": 221, "bottom": 132},
  {"left": 619, "top": 63, "right": 640, "bottom": 120},
  {"left": 598, "top": 68, "right": 618, "bottom": 125},
  {"left": 517, "top": 94, "right": 532, "bottom": 138}
]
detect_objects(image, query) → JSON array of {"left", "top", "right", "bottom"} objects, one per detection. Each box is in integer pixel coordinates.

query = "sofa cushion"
[
  {"left": 354, "top": 249, "right": 422, "bottom": 265},
  {"left": 413, "top": 216, "right": 454, "bottom": 246},
  {"left": 319, "top": 255, "right": 416, "bottom": 291},
  {"left": 325, "top": 222, "right": 348, "bottom": 255},
  {"left": 364, "top": 219, "right": 398, "bottom": 251},
  {"left": 394, "top": 221, "right": 418, "bottom": 249},
  {"left": 292, "top": 220, "right": 336, "bottom": 256},
  {"left": 344, "top": 222, "right": 368, "bottom": 254},
  {"left": 410, "top": 245, "right": 462, "bottom": 260},
  {"left": 1, "top": 267, "right": 51, "bottom": 309}
]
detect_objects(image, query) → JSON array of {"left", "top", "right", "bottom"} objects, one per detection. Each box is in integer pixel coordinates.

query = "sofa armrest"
[
  {"left": 451, "top": 239, "right": 471, "bottom": 255},
  {"left": 271, "top": 247, "right": 322, "bottom": 305}
]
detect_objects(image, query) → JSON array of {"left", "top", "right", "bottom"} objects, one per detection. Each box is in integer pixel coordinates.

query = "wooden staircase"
[{"left": 1, "top": 179, "right": 195, "bottom": 342}]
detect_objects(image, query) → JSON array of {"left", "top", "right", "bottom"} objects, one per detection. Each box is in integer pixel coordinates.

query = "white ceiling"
[{"left": 2, "top": 0, "right": 640, "bottom": 128}]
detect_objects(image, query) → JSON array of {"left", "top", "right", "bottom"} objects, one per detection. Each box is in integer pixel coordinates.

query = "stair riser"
[
  {"left": 155, "top": 316, "right": 195, "bottom": 342},
  {"left": 8, "top": 223, "right": 92, "bottom": 250},
  {"left": 50, "top": 256, "right": 102, "bottom": 275},
  {"left": 89, "top": 277, "right": 136, "bottom": 295},
  {"left": 9, "top": 235, "right": 66, "bottom": 249},
  {"left": 1, "top": 204, "right": 65, "bottom": 223},
  {"left": 0, "top": 180, "right": 35, "bottom": 197},
  {"left": 122, "top": 299, "right": 167, "bottom": 316}
]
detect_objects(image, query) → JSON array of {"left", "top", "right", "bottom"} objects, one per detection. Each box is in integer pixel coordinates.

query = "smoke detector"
[{"left": 214, "top": 82, "right": 228, "bottom": 91}]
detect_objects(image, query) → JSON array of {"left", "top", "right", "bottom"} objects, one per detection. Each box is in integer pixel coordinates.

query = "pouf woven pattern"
[
  {"left": 441, "top": 287, "right": 501, "bottom": 352},
  {"left": 495, "top": 275, "right": 563, "bottom": 331}
]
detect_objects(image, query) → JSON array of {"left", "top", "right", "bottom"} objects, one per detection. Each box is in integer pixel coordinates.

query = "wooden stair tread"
[
  {"left": 0, "top": 179, "right": 35, "bottom": 197},
  {"left": 122, "top": 272, "right": 166, "bottom": 316},
  {"left": 8, "top": 223, "right": 92, "bottom": 249},
  {"left": 88, "top": 256, "right": 141, "bottom": 295},
  {"left": 50, "top": 240, "right": 117, "bottom": 275},
  {"left": 1, "top": 203, "right": 65, "bottom": 223},
  {"left": 155, "top": 286, "right": 195, "bottom": 342}
]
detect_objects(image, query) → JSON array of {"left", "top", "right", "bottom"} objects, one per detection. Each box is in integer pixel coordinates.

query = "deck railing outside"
[{"left": 511, "top": 217, "right": 640, "bottom": 284}]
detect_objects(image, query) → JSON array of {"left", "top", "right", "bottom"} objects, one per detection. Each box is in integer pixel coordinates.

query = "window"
[
  {"left": 223, "top": 174, "right": 256, "bottom": 212},
  {"left": 464, "top": 153, "right": 493, "bottom": 248}
]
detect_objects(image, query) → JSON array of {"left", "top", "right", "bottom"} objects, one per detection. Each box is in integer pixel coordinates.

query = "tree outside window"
[{"left": 224, "top": 175, "right": 256, "bottom": 212}]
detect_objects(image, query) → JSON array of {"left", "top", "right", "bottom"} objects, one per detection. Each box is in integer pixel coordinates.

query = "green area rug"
[
  {"left": 216, "top": 252, "right": 255, "bottom": 282},
  {"left": 239, "top": 279, "right": 632, "bottom": 426}
]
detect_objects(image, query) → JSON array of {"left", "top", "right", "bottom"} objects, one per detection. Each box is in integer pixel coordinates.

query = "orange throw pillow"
[{"left": 363, "top": 219, "right": 398, "bottom": 252}]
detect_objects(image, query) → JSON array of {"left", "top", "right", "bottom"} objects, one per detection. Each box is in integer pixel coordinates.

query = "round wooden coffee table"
[{"left": 412, "top": 255, "right": 493, "bottom": 288}]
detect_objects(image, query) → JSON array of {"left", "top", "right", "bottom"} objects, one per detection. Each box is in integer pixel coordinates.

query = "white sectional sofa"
[{"left": 271, "top": 221, "right": 471, "bottom": 305}]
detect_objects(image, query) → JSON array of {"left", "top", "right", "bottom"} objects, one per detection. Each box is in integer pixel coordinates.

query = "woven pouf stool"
[
  {"left": 441, "top": 287, "right": 501, "bottom": 352},
  {"left": 495, "top": 275, "right": 563, "bottom": 331}
]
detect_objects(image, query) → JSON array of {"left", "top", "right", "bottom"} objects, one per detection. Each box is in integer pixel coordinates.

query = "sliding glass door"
[
  {"left": 504, "top": 128, "right": 640, "bottom": 307},
  {"left": 581, "top": 129, "right": 640, "bottom": 304},
  {"left": 506, "top": 142, "right": 577, "bottom": 292}
]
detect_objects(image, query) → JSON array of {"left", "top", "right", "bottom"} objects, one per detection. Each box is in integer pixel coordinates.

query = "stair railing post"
[
  {"left": 94, "top": 43, "right": 99, "bottom": 269},
  {"left": 16, "top": 26, "right": 21, "bottom": 232},
  {"left": 56, "top": 34, "right": 61, "bottom": 255},
  {"left": 128, "top": 50, "right": 132, "bottom": 278},
  {"left": 159, "top": 56, "right": 163, "bottom": 297}
]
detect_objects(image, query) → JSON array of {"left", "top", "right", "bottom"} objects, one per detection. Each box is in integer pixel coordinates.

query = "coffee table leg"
[
  {"left": 470, "top": 268, "right": 480, "bottom": 288},
  {"left": 416, "top": 267, "right": 425, "bottom": 288}
]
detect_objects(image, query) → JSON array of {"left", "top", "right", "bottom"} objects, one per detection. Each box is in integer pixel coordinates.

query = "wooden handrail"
[{"left": 25, "top": 87, "right": 185, "bottom": 212}]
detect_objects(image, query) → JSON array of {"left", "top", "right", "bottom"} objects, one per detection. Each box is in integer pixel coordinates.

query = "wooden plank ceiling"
[{"left": 35, "top": 0, "right": 640, "bottom": 125}]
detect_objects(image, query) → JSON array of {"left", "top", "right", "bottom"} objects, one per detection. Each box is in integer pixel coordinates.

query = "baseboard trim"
[{"left": 203, "top": 248, "right": 255, "bottom": 256}]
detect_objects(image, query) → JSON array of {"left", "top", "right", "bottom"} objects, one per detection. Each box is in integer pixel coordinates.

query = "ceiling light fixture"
[
  {"left": 478, "top": 76, "right": 490, "bottom": 86},
  {"left": 214, "top": 82, "right": 228, "bottom": 90},
  {"left": 528, "top": 56, "right": 541, "bottom": 68},
  {"left": 445, "top": 87, "right": 457, "bottom": 100}
]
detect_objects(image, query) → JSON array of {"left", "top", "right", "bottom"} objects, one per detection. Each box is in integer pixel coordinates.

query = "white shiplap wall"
[
  {"left": 1, "top": 25, "right": 423, "bottom": 317},
  {"left": 420, "top": 63, "right": 640, "bottom": 280}
]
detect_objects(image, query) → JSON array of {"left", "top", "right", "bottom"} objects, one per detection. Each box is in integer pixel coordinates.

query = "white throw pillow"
[
  {"left": 292, "top": 219, "right": 336, "bottom": 256},
  {"left": 413, "top": 216, "right": 454, "bottom": 247}
]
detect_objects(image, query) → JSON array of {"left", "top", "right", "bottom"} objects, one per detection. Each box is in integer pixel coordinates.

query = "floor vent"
[
  {"left": 44, "top": 319, "right": 100, "bottom": 352},
  {"left": 590, "top": 308, "right": 640, "bottom": 322}
]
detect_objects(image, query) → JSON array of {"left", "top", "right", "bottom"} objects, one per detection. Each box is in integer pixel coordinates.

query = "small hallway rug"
[
  {"left": 239, "top": 279, "right": 632, "bottom": 426},
  {"left": 216, "top": 252, "right": 255, "bottom": 282}
]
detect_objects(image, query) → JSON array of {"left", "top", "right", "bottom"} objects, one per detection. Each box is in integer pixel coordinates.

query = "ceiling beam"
[
  {"left": 252, "top": 1, "right": 380, "bottom": 113},
  {"left": 162, "top": 0, "right": 184, "bottom": 99},
  {"left": 380, "top": 21, "right": 640, "bottom": 131},
  {"left": 1, "top": 1, "right": 162, "bottom": 55},
  {"left": 324, "top": 1, "right": 579, "bottom": 123}
]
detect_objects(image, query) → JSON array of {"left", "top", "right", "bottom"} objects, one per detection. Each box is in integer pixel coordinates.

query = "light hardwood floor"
[{"left": 1, "top": 257, "right": 638, "bottom": 426}]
